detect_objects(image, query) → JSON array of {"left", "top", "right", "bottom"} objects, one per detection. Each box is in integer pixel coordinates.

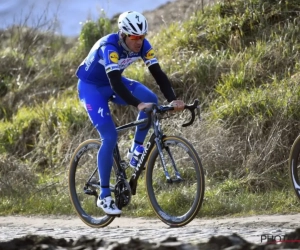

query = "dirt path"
[{"left": 1, "top": 214, "right": 299, "bottom": 245}]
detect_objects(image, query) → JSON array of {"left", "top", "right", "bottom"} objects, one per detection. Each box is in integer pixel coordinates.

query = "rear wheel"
[
  {"left": 289, "top": 135, "right": 300, "bottom": 201},
  {"left": 68, "top": 139, "right": 118, "bottom": 228},
  {"left": 145, "top": 136, "right": 205, "bottom": 227}
]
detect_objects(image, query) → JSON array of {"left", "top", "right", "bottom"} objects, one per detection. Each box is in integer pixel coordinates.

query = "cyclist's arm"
[
  {"left": 148, "top": 63, "right": 177, "bottom": 102},
  {"left": 141, "top": 40, "right": 177, "bottom": 102},
  {"left": 100, "top": 42, "right": 142, "bottom": 107},
  {"left": 107, "top": 70, "right": 141, "bottom": 107}
]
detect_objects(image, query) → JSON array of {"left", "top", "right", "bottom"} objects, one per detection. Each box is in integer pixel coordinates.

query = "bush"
[{"left": 78, "top": 13, "right": 115, "bottom": 54}]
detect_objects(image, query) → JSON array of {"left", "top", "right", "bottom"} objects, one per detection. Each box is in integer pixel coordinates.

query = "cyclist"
[{"left": 76, "top": 11, "right": 185, "bottom": 215}]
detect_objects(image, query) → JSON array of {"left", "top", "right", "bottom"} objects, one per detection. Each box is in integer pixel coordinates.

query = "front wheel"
[
  {"left": 289, "top": 135, "right": 300, "bottom": 201},
  {"left": 145, "top": 136, "right": 205, "bottom": 227},
  {"left": 68, "top": 139, "right": 118, "bottom": 228}
]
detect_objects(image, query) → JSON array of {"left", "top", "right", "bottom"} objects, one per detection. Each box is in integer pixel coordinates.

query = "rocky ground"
[
  {"left": 3, "top": 233, "right": 300, "bottom": 250},
  {"left": 1, "top": 214, "right": 300, "bottom": 249}
]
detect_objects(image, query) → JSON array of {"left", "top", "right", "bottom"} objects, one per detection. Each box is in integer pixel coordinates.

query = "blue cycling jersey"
[{"left": 76, "top": 32, "right": 158, "bottom": 85}]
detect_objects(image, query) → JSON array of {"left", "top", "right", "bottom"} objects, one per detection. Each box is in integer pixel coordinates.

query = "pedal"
[{"left": 84, "top": 189, "right": 97, "bottom": 196}]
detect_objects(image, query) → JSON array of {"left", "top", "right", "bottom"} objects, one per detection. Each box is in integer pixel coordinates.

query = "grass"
[
  {"left": 201, "top": 178, "right": 300, "bottom": 218},
  {"left": 1, "top": 175, "right": 299, "bottom": 218}
]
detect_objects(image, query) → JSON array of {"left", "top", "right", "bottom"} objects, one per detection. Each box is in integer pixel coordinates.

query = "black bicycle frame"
[
  {"left": 111, "top": 100, "right": 199, "bottom": 196},
  {"left": 112, "top": 117, "right": 159, "bottom": 195},
  {"left": 113, "top": 117, "right": 149, "bottom": 170},
  {"left": 129, "top": 133, "right": 157, "bottom": 195}
]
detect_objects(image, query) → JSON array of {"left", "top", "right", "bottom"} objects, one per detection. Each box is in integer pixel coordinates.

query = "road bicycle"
[
  {"left": 68, "top": 99, "right": 205, "bottom": 228},
  {"left": 289, "top": 134, "right": 300, "bottom": 201}
]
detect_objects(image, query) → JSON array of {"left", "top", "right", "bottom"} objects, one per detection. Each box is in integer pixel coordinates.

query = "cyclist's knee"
[
  {"left": 132, "top": 84, "right": 158, "bottom": 103},
  {"left": 149, "top": 92, "right": 158, "bottom": 104},
  {"left": 97, "top": 123, "right": 118, "bottom": 146},
  {"left": 143, "top": 90, "right": 158, "bottom": 104},
  {"left": 103, "top": 131, "right": 117, "bottom": 141}
]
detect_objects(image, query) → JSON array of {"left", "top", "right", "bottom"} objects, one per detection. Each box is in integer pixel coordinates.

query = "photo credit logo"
[{"left": 261, "top": 234, "right": 300, "bottom": 244}]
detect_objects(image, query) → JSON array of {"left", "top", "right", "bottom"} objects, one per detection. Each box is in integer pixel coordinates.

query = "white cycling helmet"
[{"left": 118, "top": 11, "right": 148, "bottom": 35}]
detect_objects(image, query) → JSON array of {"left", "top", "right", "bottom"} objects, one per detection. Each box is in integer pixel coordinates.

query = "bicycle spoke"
[
  {"left": 69, "top": 140, "right": 117, "bottom": 227},
  {"left": 74, "top": 146, "right": 105, "bottom": 217},
  {"left": 146, "top": 136, "right": 204, "bottom": 227}
]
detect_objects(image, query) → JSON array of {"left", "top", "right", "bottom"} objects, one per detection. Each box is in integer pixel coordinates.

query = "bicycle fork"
[{"left": 155, "top": 138, "right": 183, "bottom": 183}]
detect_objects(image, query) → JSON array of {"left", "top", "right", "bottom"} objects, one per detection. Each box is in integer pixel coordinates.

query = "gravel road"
[{"left": 1, "top": 213, "right": 299, "bottom": 245}]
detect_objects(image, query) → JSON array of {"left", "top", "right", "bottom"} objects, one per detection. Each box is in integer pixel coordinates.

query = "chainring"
[{"left": 114, "top": 178, "right": 132, "bottom": 209}]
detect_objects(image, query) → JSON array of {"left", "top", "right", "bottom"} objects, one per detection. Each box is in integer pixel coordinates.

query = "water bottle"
[{"left": 129, "top": 145, "right": 144, "bottom": 168}]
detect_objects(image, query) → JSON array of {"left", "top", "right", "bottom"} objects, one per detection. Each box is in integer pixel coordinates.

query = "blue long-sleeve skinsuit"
[{"left": 76, "top": 32, "right": 176, "bottom": 199}]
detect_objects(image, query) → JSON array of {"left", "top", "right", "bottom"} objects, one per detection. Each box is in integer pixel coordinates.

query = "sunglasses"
[{"left": 127, "top": 34, "right": 146, "bottom": 40}]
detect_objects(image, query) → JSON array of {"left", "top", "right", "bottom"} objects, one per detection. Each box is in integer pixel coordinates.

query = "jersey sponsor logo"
[
  {"left": 105, "top": 64, "right": 120, "bottom": 73},
  {"left": 118, "top": 57, "right": 139, "bottom": 69},
  {"left": 86, "top": 103, "right": 93, "bottom": 111},
  {"left": 98, "top": 107, "right": 104, "bottom": 117},
  {"left": 144, "top": 49, "right": 155, "bottom": 60},
  {"left": 109, "top": 51, "right": 119, "bottom": 63},
  {"left": 85, "top": 55, "right": 95, "bottom": 71},
  {"left": 145, "top": 58, "right": 158, "bottom": 67},
  {"left": 128, "top": 52, "right": 139, "bottom": 56}
]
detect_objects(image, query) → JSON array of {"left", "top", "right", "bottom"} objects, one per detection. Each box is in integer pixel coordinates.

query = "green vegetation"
[{"left": 1, "top": 0, "right": 300, "bottom": 218}]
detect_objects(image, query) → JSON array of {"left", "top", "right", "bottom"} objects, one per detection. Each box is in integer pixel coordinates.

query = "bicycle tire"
[
  {"left": 68, "top": 139, "right": 118, "bottom": 228},
  {"left": 145, "top": 135, "right": 205, "bottom": 227},
  {"left": 289, "top": 134, "right": 300, "bottom": 201}
]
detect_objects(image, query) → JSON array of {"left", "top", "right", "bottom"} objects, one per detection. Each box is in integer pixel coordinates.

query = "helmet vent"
[
  {"left": 129, "top": 22, "right": 137, "bottom": 33},
  {"left": 137, "top": 22, "right": 143, "bottom": 32}
]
